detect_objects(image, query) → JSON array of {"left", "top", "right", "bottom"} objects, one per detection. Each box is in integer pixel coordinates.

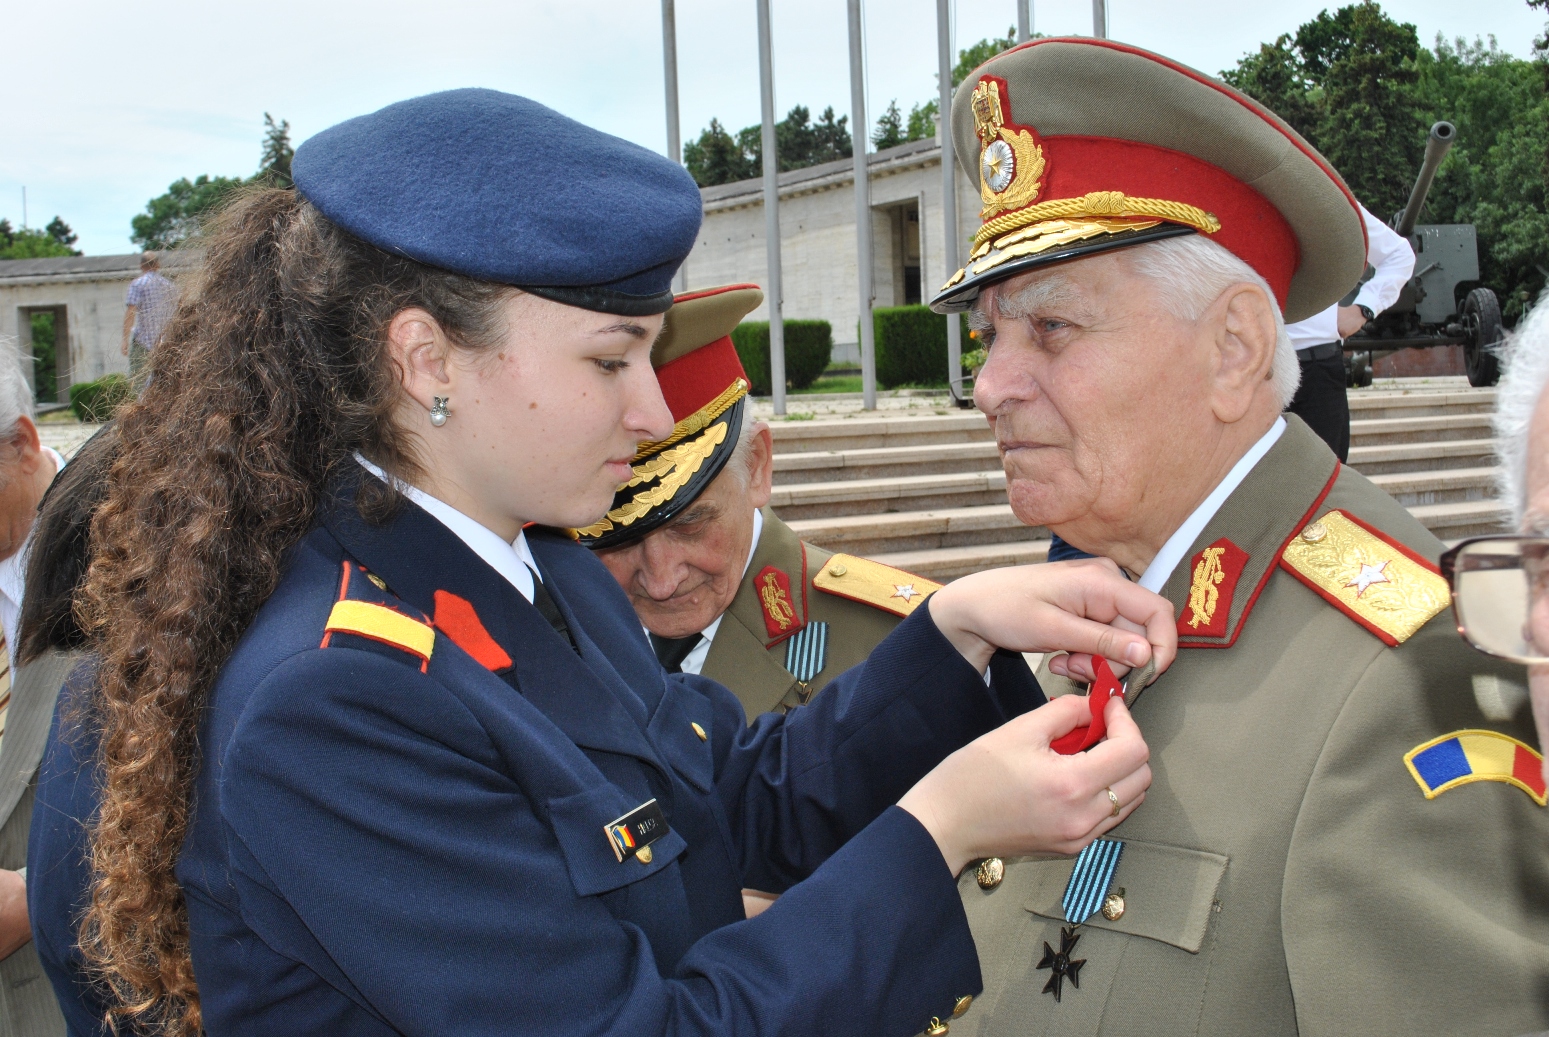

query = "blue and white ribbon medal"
[
  {"left": 1062, "top": 838, "right": 1125, "bottom": 924},
  {"left": 1039, "top": 838, "right": 1125, "bottom": 1001},
  {"left": 785, "top": 621, "right": 829, "bottom": 685}
]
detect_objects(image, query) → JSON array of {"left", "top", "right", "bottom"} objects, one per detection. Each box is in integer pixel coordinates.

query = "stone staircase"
[{"left": 768, "top": 385, "right": 1509, "bottom": 581}]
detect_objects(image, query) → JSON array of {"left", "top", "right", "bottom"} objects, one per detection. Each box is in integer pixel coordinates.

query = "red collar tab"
[
  {"left": 1177, "top": 538, "right": 1251, "bottom": 639},
  {"left": 755, "top": 565, "right": 803, "bottom": 641}
]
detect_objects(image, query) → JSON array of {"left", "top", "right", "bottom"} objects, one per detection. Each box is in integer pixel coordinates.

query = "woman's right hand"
[{"left": 898, "top": 693, "right": 1151, "bottom": 876}]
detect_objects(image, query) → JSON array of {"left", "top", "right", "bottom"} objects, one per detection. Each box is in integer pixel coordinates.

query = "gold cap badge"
[{"left": 971, "top": 77, "right": 1046, "bottom": 223}]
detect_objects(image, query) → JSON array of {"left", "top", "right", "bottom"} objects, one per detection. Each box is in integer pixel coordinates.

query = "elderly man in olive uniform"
[
  {"left": 584, "top": 284, "right": 953, "bottom": 721},
  {"left": 927, "top": 38, "right": 1549, "bottom": 1037}
]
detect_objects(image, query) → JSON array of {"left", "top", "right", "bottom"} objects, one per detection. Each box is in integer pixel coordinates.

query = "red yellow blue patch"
[{"left": 1404, "top": 730, "right": 1546, "bottom": 806}]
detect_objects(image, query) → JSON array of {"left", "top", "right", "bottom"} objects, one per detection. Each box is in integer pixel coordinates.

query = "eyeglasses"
[{"left": 1439, "top": 536, "right": 1549, "bottom": 665}]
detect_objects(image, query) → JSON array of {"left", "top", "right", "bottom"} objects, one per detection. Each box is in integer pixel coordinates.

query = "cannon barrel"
[{"left": 1393, "top": 121, "right": 1456, "bottom": 238}]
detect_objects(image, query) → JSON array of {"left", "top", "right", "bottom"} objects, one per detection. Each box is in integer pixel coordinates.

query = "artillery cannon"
[{"left": 1343, "top": 121, "right": 1502, "bottom": 387}]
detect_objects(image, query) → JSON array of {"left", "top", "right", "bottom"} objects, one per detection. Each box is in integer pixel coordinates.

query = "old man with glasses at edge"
[{"left": 1465, "top": 300, "right": 1549, "bottom": 785}]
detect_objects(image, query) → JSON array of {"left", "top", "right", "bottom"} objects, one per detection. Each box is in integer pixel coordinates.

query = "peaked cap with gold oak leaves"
[{"left": 930, "top": 38, "right": 1367, "bottom": 323}]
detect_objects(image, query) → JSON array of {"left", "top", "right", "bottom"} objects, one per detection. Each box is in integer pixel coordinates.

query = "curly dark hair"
[{"left": 77, "top": 187, "right": 514, "bottom": 1035}]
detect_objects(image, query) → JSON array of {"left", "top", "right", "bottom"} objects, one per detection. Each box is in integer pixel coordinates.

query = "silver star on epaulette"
[{"left": 1346, "top": 560, "right": 1391, "bottom": 598}]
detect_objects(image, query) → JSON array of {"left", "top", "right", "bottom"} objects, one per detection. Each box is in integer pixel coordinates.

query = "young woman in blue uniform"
[{"left": 63, "top": 90, "right": 1171, "bottom": 1036}]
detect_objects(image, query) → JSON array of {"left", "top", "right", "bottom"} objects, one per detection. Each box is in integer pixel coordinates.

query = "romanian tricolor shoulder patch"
[
  {"left": 1279, "top": 509, "right": 1450, "bottom": 646},
  {"left": 1404, "top": 730, "right": 1546, "bottom": 806},
  {"left": 813, "top": 554, "right": 941, "bottom": 618}
]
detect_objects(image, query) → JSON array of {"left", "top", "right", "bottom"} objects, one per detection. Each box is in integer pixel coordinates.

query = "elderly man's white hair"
[
  {"left": 973, "top": 234, "right": 1300, "bottom": 409},
  {"left": 0, "top": 337, "right": 35, "bottom": 443},
  {"left": 725, "top": 406, "right": 764, "bottom": 488},
  {"left": 1492, "top": 299, "right": 1549, "bottom": 523}
]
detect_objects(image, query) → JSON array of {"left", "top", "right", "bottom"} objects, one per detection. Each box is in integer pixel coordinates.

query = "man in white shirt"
[
  {"left": 928, "top": 38, "right": 1547, "bottom": 1037},
  {"left": 1284, "top": 204, "right": 1415, "bottom": 460}
]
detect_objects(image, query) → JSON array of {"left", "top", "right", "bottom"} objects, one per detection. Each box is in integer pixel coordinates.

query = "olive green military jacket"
[
  {"left": 955, "top": 417, "right": 1549, "bottom": 1037},
  {"left": 698, "top": 508, "right": 930, "bottom": 720}
]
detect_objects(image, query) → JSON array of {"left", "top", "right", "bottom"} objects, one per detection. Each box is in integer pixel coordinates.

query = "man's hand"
[
  {"left": 900, "top": 693, "right": 1152, "bottom": 875},
  {"left": 1336, "top": 304, "right": 1369, "bottom": 339},
  {"left": 0, "top": 869, "right": 31, "bottom": 960},
  {"left": 927, "top": 558, "right": 1176, "bottom": 677}
]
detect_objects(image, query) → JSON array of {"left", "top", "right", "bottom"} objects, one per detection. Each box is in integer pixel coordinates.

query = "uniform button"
[
  {"left": 1301, "top": 521, "right": 1328, "bottom": 543},
  {"left": 827, "top": 564, "right": 848, "bottom": 577},
  {"left": 975, "top": 857, "right": 1004, "bottom": 890},
  {"left": 690, "top": 722, "right": 708, "bottom": 741},
  {"left": 1101, "top": 888, "right": 1126, "bottom": 921},
  {"left": 637, "top": 846, "right": 654, "bottom": 865},
  {"left": 925, "top": 1017, "right": 949, "bottom": 1036},
  {"left": 952, "top": 995, "right": 974, "bottom": 1018}
]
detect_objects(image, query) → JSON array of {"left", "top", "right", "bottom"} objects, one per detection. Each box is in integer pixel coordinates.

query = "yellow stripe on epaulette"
[
  {"left": 326, "top": 600, "right": 436, "bottom": 661},
  {"left": 813, "top": 554, "right": 942, "bottom": 617},
  {"left": 1278, "top": 509, "right": 1450, "bottom": 647}
]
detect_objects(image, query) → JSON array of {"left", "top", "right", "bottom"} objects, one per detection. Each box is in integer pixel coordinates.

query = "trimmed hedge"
[
  {"left": 69, "top": 374, "right": 131, "bottom": 422},
  {"left": 872, "top": 305, "right": 970, "bottom": 389},
  {"left": 731, "top": 320, "right": 833, "bottom": 395}
]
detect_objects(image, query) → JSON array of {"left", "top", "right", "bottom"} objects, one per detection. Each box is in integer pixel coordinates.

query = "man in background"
[
  {"left": 121, "top": 252, "right": 178, "bottom": 381},
  {"left": 583, "top": 284, "right": 948, "bottom": 720},
  {"left": 0, "top": 337, "right": 65, "bottom": 1035},
  {"left": 1284, "top": 203, "right": 1414, "bottom": 461}
]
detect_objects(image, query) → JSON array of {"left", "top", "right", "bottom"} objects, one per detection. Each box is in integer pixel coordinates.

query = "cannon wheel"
[{"left": 1462, "top": 287, "right": 1502, "bottom": 387}]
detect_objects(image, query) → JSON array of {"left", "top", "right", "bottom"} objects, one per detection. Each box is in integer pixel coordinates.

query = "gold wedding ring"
[{"left": 1106, "top": 787, "right": 1121, "bottom": 818}]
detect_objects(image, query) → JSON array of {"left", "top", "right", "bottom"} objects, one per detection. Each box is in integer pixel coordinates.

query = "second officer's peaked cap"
[
  {"left": 931, "top": 39, "right": 1367, "bottom": 323},
  {"left": 292, "top": 88, "right": 703, "bottom": 316}
]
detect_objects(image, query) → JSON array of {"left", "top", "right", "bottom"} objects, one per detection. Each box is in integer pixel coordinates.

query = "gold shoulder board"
[
  {"left": 813, "top": 554, "right": 942, "bottom": 618},
  {"left": 1278, "top": 509, "right": 1450, "bottom": 647}
]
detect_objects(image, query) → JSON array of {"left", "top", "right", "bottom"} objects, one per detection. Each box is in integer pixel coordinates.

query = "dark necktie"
[
  {"left": 649, "top": 631, "right": 702, "bottom": 673},
  {"left": 529, "top": 573, "right": 579, "bottom": 654}
]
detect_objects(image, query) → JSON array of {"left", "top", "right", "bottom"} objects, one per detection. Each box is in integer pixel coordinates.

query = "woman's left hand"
[{"left": 927, "top": 558, "right": 1176, "bottom": 678}]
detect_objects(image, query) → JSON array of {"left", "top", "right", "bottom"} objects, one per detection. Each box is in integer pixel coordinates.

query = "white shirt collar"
[
  {"left": 354, "top": 453, "right": 537, "bottom": 603},
  {"left": 1137, "top": 418, "right": 1286, "bottom": 593}
]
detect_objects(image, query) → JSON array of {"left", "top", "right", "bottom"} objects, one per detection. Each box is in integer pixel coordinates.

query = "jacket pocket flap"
[
  {"left": 1022, "top": 839, "right": 1228, "bottom": 953},
  {"left": 547, "top": 785, "right": 686, "bottom": 897}
]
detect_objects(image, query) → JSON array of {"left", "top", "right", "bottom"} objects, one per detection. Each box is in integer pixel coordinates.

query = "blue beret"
[{"left": 292, "top": 88, "right": 702, "bottom": 315}]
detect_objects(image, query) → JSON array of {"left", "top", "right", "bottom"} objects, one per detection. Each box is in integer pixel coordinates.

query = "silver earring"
[{"left": 429, "top": 397, "right": 450, "bottom": 427}]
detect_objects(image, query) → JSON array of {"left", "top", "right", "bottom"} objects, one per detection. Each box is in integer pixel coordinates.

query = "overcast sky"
[{"left": 3, "top": 0, "right": 1541, "bottom": 257}]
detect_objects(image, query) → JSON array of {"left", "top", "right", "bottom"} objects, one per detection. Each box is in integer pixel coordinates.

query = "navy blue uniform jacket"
[{"left": 46, "top": 482, "right": 1045, "bottom": 1036}]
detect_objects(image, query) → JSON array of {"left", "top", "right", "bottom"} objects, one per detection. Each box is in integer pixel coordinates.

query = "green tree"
[
  {"left": 683, "top": 118, "right": 759, "bottom": 187},
  {"left": 44, "top": 217, "right": 78, "bottom": 251},
  {"left": 0, "top": 216, "right": 80, "bottom": 259},
  {"left": 130, "top": 174, "right": 245, "bottom": 250},
  {"left": 684, "top": 105, "right": 853, "bottom": 187},
  {"left": 129, "top": 113, "right": 295, "bottom": 248},
  {"left": 775, "top": 105, "right": 852, "bottom": 167},
  {"left": 29, "top": 312, "right": 57, "bottom": 402},
  {"left": 873, "top": 100, "right": 906, "bottom": 149},
  {"left": 953, "top": 27, "right": 1017, "bottom": 86},
  {"left": 1415, "top": 35, "right": 1548, "bottom": 319},
  {"left": 1300, "top": 3, "right": 1426, "bottom": 219},
  {"left": 257, "top": 112, "right": 294, "bottom": 188},
  {"left": 906, "top": 99, "right": 938, "bottom": 141},
  {"left": 1221, "top": 35, "right": 1322, "bottom": 143}
]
